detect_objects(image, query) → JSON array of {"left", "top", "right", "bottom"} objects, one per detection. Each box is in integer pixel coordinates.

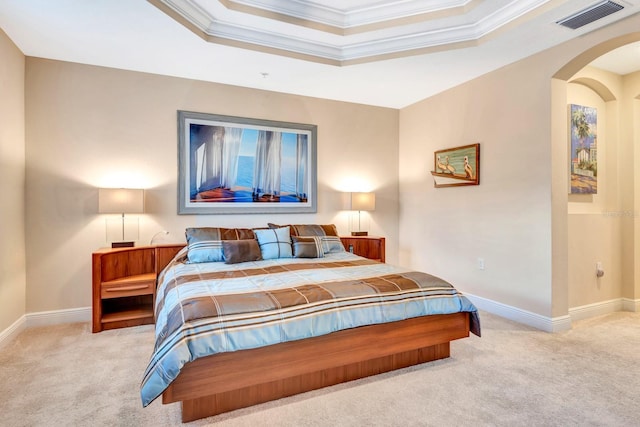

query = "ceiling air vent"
[{"left": 556, "top": 1, "right": 624, "bottom": 29}]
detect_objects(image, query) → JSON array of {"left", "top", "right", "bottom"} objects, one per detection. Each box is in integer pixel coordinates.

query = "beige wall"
[
  {"left": 625, "top": 71, "right": 640, "bottom": 304},
  {"left": 24, "top": 58, "right": 399, "bottom": 313},
  {"left": 0, "top": 29, "right": 26, "bottom": 331},
  {"left": 566, "top": 67, "right": 624, "bottom": 309},
  {"left": 399, "top": 15, "right": 640, "bottom": 321},
  {"left": 399, "top": 59, "right": 554, "bottom": 316}
]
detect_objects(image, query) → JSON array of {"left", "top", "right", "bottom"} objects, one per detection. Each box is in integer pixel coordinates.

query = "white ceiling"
[{"left": 0, "top": 0, "right": 639, "bottom": 108}]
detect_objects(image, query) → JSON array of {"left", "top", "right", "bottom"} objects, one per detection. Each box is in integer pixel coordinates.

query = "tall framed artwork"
[
  {"left": 178, "top": 111, "right": 317, "bottom": 214},
  {"left": 569, "top": 104, "right": 597, "bottom": 194}
]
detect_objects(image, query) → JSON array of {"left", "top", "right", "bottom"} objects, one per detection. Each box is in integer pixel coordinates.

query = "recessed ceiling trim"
[
  {"left": 154, "top": 0, "right": 555, "bottom": 64},
  {"left": 221, "top": 0, "right": 475, "bottom": 29},
  {"left": 219, "top": 0, "right": 479, "bottom": 35}
]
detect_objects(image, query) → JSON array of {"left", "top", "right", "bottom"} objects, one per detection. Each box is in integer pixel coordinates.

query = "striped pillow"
[
  {"left": 186, "top": 239, "right": 224, "bottom": 263},
  {"left": 320, "top": 236, "right": 345, "bottom": 254},
  {"left": 185, "top": 227, "right": 255, "bottom": 263},
  {"left": 268, "top": 223, "right": 339, "bottom": 237}
]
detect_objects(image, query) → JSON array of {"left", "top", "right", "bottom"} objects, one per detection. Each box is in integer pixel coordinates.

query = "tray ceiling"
[{"left": 0, "top": 0, "right": 638, "bottom": 108}]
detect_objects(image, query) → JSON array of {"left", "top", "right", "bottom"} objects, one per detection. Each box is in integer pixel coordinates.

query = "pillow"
[
  {"left": 254, "top": 227, "right": 293, "bottom": 260},
  {"left": 268, "top": 223, "right": 338, "bottom": 237},
  {"left": 291, "top": 236, "right": 325, "bottom": 258},
  {"left": 222, "top": 240, "right": 262, "bottom": 264},
  {"left": 320, "top": 236, "right": 346, "bottom": 254},
  {"left": 185, "top": 227, "right": 256, "bottom": 263}
]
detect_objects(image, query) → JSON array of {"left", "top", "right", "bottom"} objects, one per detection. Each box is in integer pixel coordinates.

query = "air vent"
[{"left": 556, "top": 1, "right": 624, "bottom": 29}]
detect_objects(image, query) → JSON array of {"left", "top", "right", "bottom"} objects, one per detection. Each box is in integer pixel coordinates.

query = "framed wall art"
[
  {"left": 569, "top": 104, "right": 597, "bottom": 194},
  {"left": 430, "top": 143, "right": 480, "bottom": 188},
  {"left": 178, "top": 111, "right": 317, "bottom": 214}
]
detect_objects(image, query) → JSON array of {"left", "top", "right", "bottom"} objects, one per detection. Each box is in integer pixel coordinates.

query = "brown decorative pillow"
[
  {"left": 222, "top": 240, "right": 263, "bottom": 264},
  {"left": 268, "top": 223, "right": 338, "bottom": 237},
  {"left": 291, "top": 236, "right": 324, "bottom": 258},
  {"left": 186, "top": 227, "right": 256, "bottom": 241}
]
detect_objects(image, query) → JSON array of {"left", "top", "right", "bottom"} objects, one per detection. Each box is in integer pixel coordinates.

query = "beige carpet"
[{"left": 1, "top": 311, "right": 638, "bottom": 426}]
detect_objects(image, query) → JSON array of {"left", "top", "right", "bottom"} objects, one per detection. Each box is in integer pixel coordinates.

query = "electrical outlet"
[
  {"left": 477, "top": 258, "right": 485, "bottom": 270},
  {"left": 596, "top": 261, "right": 604, "bottom": 278}
]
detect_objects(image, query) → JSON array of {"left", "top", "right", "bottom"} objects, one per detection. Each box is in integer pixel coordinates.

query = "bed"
[{"left": 141, "top": 225, "right": 480, "bottom": 422}]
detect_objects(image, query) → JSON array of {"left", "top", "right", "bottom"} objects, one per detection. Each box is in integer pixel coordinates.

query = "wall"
[
  {"left": 24, "top": 58, "right": 399, "bottom": 313},
  {"left": 0, "top": 29, "right": 26, "bottom": 333},
  {"left": 566, "top": 67, "right": 623, "bottom": 310},
  {"left": 624, "top": 71, "right": 640, "bottom": 308},
  {"left": 399, "top": 15, "right": 640, "bottom": 327},
  {"left": 399, "top": 60, "right": 554, "bottom": 317}
]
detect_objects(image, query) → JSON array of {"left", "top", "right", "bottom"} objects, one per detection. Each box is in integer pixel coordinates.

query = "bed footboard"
[{"left": 162, "top": 312, "right": 470, "bottom": 422}]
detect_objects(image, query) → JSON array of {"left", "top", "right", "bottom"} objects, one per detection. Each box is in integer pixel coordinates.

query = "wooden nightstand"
[
  {"left": 92, "top": 245, "right": 184, "bottom": 332},
  {"left": 340, "top": 236, "right": 385, "bottom": 262}
]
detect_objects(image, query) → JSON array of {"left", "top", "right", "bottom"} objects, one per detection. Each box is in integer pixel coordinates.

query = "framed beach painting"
[
  {"left": 177, "top": 111, "right": 317, "bottom": 214},
  {"left": 569, "top": 104, "right": 597, "bottom": 194},
  {"left": 430, "top": 143, "right": 480, "bottom": 188}
]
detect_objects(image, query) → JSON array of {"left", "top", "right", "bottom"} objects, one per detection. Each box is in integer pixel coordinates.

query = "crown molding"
[{"left": 152, "top": 0, "right": 558, "bottom": 64}]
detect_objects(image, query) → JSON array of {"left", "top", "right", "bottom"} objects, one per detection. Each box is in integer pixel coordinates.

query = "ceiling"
[{"left": 0, "top": 0, "right": 639, "bottom": 108}]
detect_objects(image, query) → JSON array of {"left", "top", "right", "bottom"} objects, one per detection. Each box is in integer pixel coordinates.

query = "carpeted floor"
[{"left": 1, "top": 310, "right": 638, "bottom": 426}]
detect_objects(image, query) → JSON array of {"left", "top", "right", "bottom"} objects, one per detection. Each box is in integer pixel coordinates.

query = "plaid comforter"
[{"left": 140, "top": 249, "right": 480, "bottom": 406}]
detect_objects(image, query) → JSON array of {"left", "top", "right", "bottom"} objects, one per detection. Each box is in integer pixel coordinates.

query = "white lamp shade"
[
  {"left": 98, "top": 188, "right": 144, "bottom": 214},
  {"left": 350, "top": 192, "right": 375, "bottom": 211}
]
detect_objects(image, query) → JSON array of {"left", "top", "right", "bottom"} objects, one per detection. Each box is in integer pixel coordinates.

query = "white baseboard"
[
  {"left": 622, "top": 298, "right": 640, "bottom": 312},
  {"left": 2, "top": 298, "right": 637, "bottom": 347},
  {"left": 0, "top": 307, "right": 91, "bottom": 348},
  {"left": 569, "top": 299, "right": 623, "bottom": 322},
  {"left": 0, "top": 315, "right": 27, "bottom": 349},
  {"left": 465, "top": 293, "right": 571, "bottom": 333},
  {"left": 25, "top": 306, "right": 91, "bottom": 328}
]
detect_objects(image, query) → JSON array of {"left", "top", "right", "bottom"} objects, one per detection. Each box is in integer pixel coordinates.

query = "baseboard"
[
  {"left": 464, "top": 293, "right": 571, "bottom": 333},
  {"left": 25, "top": 306, "right": 91, "bottom": 328},
  {"left": 622, "top": 298, "right": 640, "bottom": 312},
  {"left": 0, "top": 315, "right": 27, "bottom": 349},
  {"left": 569, "top": 299, "right": 624, "bottom": 322}
]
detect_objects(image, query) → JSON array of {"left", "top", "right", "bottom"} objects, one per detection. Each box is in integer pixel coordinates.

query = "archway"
[{"left": 552, "top": 32, "right": 640, "bottom": 324}]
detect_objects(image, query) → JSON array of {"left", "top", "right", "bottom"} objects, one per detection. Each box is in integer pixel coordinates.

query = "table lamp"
[
  {"left": 350, "top": 192, "right": 375, "bottom": 236},
  {"left": 98, "top": 188, "right": 144, "bottom": 247}
]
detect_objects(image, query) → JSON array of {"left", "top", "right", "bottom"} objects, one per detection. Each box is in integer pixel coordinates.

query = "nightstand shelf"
[{"left": 102, "top": 303, "right": 154, "bottom": 323}]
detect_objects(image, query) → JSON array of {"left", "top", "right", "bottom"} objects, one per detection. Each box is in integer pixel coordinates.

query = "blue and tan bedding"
[{"left": 140, "top": 225, "right": 480, "bottom": 406}]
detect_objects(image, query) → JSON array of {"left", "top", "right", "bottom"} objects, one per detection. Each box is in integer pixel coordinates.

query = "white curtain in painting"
[
  {"left": 221, "top": 127, "right": 242, "bottom": 189},
  {"left": 195, "top": 126, "right": 243, "bottom": 192},
  {"left": 253, "top": 131, "right": 282, "bottom": 196},
  {"left": 195, "top": 126, "right": 223, "bottom": 191},
  {"left": 296, "top": 134, "right": 308, "bottom": 198}
]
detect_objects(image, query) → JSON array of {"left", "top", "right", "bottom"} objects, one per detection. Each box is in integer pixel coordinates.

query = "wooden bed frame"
[{"left": 154, "top": 245, "right": 472, "bottom": 423}]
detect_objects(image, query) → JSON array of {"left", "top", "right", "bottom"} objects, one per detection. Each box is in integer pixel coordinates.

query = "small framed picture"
[{"left": 431, "top": 143, "right": 480, "bottom": 188}]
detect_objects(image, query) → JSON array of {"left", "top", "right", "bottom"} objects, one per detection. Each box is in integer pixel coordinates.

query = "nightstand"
[
  {"left": 91, "top": 244, "right": 184, "bottom": 332},
  {"left": 92, "top": 247, "right": 156, "bottom": 332},
  {"left": 340, "top": 236, "right": 385, "bottom": 262}
]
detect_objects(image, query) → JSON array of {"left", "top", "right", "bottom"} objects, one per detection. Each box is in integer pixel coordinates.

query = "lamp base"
[
  {"left": 112, "top": 241, "right": 135, "bottom": 248},
  {"left": 351, "top": 231, "right": 368, "bottom": 236}
]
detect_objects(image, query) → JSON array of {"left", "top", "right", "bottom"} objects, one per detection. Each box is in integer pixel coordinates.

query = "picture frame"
[
  {"left": 569, "top": 104, "right": 597, "bottom": 194},
  {"left": 430, "top": 143, "right": 480, "bottom": 188},
  {"left": 178, "top": 111, "right": 317, "bottom": 214}
]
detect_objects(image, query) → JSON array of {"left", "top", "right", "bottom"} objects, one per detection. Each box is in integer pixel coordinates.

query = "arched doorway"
[{"left": 552, "top": 33, "right": 640, "bottom": 324}]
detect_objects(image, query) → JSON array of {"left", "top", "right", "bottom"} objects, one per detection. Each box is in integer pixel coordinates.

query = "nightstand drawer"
[{"left": 101, "top": 273, "right": 156, "bottom": 299}]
